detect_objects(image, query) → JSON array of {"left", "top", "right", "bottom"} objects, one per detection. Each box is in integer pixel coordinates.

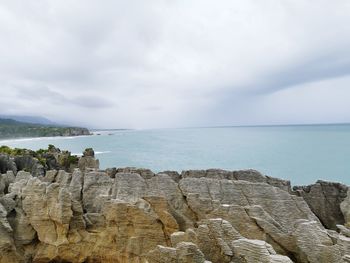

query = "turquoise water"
[{"left": 1, "top": 125, "right": 350, "bottom": 185}]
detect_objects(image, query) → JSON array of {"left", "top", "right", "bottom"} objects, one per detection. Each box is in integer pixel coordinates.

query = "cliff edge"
[{"left": 0, "top": 146, "right": 349, "bottom": 263}]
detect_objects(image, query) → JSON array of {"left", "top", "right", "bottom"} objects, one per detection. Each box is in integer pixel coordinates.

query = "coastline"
[{"left": 0, "top": 146, "right": 349, "bottom": 262}]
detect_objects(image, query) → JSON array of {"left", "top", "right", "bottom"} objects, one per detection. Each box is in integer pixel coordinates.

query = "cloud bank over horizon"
[{"left": 1, "top": 0, "right": 350, "bottom": 128}]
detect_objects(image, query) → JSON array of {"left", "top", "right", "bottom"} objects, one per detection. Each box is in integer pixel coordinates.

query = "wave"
[
  {"left": 0, "top": 135, "right": 90, "bottom": 144},
  {"left": 71, "top": 151, "right": 111, "bottom": 156},
  {"left": 95, "top": 151, "right": 111, "bottom": 155}
]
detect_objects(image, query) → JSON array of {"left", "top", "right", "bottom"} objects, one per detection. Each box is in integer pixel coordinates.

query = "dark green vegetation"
[
  {"left": 0, "top": 145, "right": 80, "bottom": 171},
  {"left": 0, "top": 118, "right": 90, "bottom": 138},
  {"left": 0, "top": 145, "right": 48, "bottom": 166},
  {"left": 0, "top": 145, "right": 37, "bottom": 157}
]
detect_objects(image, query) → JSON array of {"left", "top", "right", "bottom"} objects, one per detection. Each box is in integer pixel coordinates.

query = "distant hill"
[
  {"left": 0, "top": 118, "right": 91, "bottom": 139},
  {"left": 0, "top": 115, "right": 58, "bottom": 126}
]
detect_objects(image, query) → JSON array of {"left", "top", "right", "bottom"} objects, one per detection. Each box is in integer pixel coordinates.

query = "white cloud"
[{"left": 0, "top": 0, "right": 350, "bottom": 128}]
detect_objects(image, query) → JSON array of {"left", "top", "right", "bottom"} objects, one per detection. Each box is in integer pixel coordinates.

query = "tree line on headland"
[{"left": 0, "top": 118, "right": 90, "bottom": 138}]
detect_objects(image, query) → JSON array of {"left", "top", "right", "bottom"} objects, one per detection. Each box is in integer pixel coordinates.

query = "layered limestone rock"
[
  {"left": 0, "top": 149, "right": 349, "bottom": 263},
  {"left": 293, "top": 181, "right": 348, "bottom": 230},
  {"left": 78, "top": 148, "right": 100, "bottom": 171},
  {"left": 0, "top": 154, "right": 17, "bottom": 174},
  {"left": 341, "top": 189, "right": 350, "bottom": 227}
]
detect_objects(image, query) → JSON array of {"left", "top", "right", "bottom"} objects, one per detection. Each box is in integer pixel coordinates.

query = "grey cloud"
[
  {"left": 71, "top": 96, "right": 114, "bottom": 109},
  {"left": 1, "top": 1, "right": 350, "bottom": 128},
  {"left": 16, "top": 86, "right": 68, "bottom": 104},
  {"left": 245, "top": 52, "right": 350, "bottom": 96},
  {"left": 16, "top": 86, "right": 113, "bottom": 109}
]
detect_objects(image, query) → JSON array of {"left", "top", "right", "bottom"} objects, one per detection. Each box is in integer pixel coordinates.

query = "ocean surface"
[{"left": 1, "top": 125, "right": 350, "bottom": 186}]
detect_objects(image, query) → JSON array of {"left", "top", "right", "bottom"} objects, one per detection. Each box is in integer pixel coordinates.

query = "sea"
[{"left": 1, "top": 125, "right": 350, "bottom": 186}]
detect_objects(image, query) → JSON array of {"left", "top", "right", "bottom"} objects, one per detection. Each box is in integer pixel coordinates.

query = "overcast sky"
[{"left": 1, "top": 1, "right": 350, "bottom": 129}]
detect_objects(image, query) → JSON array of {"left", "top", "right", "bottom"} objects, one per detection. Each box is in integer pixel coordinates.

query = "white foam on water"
[
  {"left": 71, "top": 151, "right": 111, "bottom": 156},
  {"left": 95, "top": 151, "right": 111, "bottom": 155},
  {"left": 0, "top": 135, "right": 91, "bottom": 144}
]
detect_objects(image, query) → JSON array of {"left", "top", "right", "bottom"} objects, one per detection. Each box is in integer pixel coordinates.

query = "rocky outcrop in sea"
[{"left": 0, "top": 147, "right": 349, "bottom": 263}]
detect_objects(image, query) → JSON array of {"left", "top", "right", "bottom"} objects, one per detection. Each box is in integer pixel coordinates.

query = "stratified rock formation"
[
  {"left": 0, "top": 146, "right": 349, "bottom": 263},
  {"left": 293, "top": 181, "right": 348, "bottom": 230}
]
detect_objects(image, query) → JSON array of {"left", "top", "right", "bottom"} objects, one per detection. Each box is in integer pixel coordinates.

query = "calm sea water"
[{"left": 1, "top": 125, "right": 350, "bottom": 186}]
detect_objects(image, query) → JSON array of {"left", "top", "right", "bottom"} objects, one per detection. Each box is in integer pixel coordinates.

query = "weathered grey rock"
[
  {"left": 8, "top": 207, "right": 36, "bottom": 245},
  {"left": 195, "top": 218, "right": 240, "bottom": 262},
  {"left": 181, "top": 169, "right": 291, "bottom": 192},
  {"left": 0, "top": 154, "right": 17, "bottom": 174},
  {"left": 166, "top": 218, "right": 291, "bottom": 263},
  {"left": 117, "top": 167, "right": 155, "bottom": 179},
  {"left": 105, "top": 167, "right": 117, "bottom": 178},
  {"left": 112, "top": 172, "right": 147, "bottom": 202},
  {"left": 344, "top": 254, "right": 350, "bottom": 262},
  {"left": 170, "top": 229, "right": 197, "bottom": 247},
  {"left": 0, "top": 171, "right": 15, "bottom": 196},
  {"left": 14, "top": 170, "right": 32, "bottom": 183},
  {"left": 147, "top": 245, "right": 178, "bottom": 263},
  {"left": 21, "top": 179, "right": 73, "bottom": 245},
  {"left": 0, "top": 163, "right": 349, "bottom": 263},
  {"left": 182, "top": 169, "right": 235, "bottom": 180},
  {"left": 159, "top": 170, "right": 181, "bottom": 182},
  {"left": 293, "top": 220, "right": 343, "bottom": 262},
  {"left": 341, "top": 189, "right": 350, "bottom": 227},
  {"left": 78, "top": 156, "right": 99, "bottom": 171},
  {"left": 0, "top": 203, "right": 21, "bottom": 263},
  {"left": 43, "top": 148, "right": 78, "bottom": 172},
  {"left": 82, "top": 170, "right": 112, "bottom": 212},
  {"left": 337, "top": 233, "right": 350, "bottom": 260},
  {"left": 294, "top": 180, "right": 348, "bottom": 230},
  {"left": 83, "top": 148, "right": 95, "bottom": 157},
  {"left": 14, "top": 155, "right": 45, "bottom": 177},
  {"left": 232, "top": 238, "right": 293, "bottom": 263},
  {"left": 146, "top": 173, "right": 197, "bottom": 230},
  {"left": 232, "top": 169, "right": 267, "bottom": 182},
  {"left": 176, "top": 242, "right": 207, "bottom": 263},
  {"left": 40, "top": 169, "right": 57, "bottom": 183},
  {"left": 0, "top": 176, "right": 4, "bottom": 196},
  {"left": 147, "top": 242, "right": 208, "bottom": 263},
  {"left": 3, "top": 171, "right": 15, "bottom": 185},
  {"left": 338, "top": 225, "right": 350, "bottom": 238},
  {"left": 265, "top": 176, "right": 291, "bottom": 193}
]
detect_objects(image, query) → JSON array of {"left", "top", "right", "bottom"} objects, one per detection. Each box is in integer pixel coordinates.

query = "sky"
[{"left": 1, "top": 0, "right": 350, "bottom": 129}]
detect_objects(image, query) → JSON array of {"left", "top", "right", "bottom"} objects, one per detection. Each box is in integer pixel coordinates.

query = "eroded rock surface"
[
  {"left": 293, "top": 181, "right": 348, "bottom": 230},
  {"left": 0, "top": 149, "right": 349, "bottom": 263},
  {"left": 341, "top": 189, "right": 350, "bottom": 227}
]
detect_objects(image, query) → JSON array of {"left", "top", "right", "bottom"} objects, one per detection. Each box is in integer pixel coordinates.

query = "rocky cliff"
[{"left": 0, "top": 147, "right": 349, "bottom": 263}]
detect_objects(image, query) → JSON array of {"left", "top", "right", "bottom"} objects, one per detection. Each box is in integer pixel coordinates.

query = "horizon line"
[{"left": 90, "top": 122, "right": 350, "bottom": 131}]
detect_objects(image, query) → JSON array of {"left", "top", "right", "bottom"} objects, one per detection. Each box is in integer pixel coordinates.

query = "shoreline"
[
  {"left": 0, "top": 138, "right": 349, "bottom": 186},
  {"left": 0, "top": 147, "right": 349, "bottom": 262},
  {"left": 0, "top": 134, "right": 93, "bottom": 144}
]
